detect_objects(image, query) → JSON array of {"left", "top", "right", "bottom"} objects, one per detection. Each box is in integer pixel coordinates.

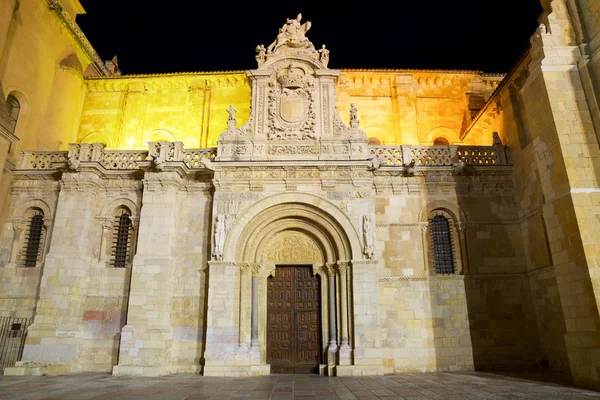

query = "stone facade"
[{"left": 1, "top": 0, "right": 600, "bottom": 391}]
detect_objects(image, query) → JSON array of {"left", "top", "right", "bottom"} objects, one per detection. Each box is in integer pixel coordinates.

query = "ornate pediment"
[{"left": 217, "top": 14, "right": 368, "bottom": 161}]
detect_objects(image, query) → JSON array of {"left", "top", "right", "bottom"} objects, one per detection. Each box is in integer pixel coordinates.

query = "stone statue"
[
  {"left": 213, "top": 215, "right": 226, "bottom": 261},
  {"left": 318, "top": 44, "right": 330, "bottom": 67},
  {"left": 267, "top": 13, "right": 314, "bottom": 54},
  {"left": 350, "top": 103, "right": 359, "bottom": 129},
  {"left": 255, "top": 45, "right": 266, "bottom": 66},
  {"left": 226, "top": 105, "right": 237, "bottom": 135},
  {"left": 227, "top": 104, "right": 237, "bottom": 122},
  {"left": 492, "top": 131, "right": 503, "bottom": 146},
  {"left": 362, "top": 215, "right": 374, "bottom": 259}
]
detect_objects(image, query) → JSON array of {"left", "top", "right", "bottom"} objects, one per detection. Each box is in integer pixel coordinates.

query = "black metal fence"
[{"left": 0, "top": 317, "right": 32, "bottom": 374}]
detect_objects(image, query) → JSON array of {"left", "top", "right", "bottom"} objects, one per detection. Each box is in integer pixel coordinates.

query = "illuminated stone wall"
[
  {"left": 76, "top": 71, "right": 502, "bottom": 150},
  {"left": 462, "top": 0, "right": 600, "bottom": 388}
]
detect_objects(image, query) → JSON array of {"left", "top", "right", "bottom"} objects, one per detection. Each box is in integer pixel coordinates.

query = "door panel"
[{"left": 267, "top": 266, "right": 321, "bottom": 373}]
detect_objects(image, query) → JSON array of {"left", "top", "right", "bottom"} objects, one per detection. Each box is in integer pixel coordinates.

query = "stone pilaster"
[
  {"left": 336, "top": 259, "right": 385, "bottom": 376},
  {"left": 6, "top": 171, "right": 101, "bottom": 375},
  {"left": 525, "top": 2, "right": 600, "bottom": 388},
  {"left": 113, "top": 171, "right": 185, "bottom": 376}
]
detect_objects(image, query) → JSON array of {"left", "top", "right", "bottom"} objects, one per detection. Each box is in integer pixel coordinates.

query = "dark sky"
[{"left": 77, "top": 1, "right": 543, "bottom": 75}]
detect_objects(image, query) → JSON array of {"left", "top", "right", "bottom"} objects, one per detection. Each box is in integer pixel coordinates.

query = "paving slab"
[{"left": 0, "top": 372, "right": 599, "bottom": 400}]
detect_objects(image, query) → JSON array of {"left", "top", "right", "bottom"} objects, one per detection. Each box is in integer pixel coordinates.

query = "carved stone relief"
[{"left": 262, "top": 232, "right": 323, "bottom": 264}]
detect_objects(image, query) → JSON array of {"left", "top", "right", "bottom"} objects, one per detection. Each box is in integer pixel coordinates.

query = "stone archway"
[{"left": 203, "top": 194, "right": 363, "bottom": 376}]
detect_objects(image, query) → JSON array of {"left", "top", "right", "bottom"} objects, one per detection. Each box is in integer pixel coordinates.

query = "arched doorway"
[{"left": 203, "top": 193, "right": 363, "bottom": 376}]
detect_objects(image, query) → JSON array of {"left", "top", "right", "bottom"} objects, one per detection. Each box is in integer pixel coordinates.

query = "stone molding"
[{"left": 46, "top": 0, "right": 111, "bottom": 76}]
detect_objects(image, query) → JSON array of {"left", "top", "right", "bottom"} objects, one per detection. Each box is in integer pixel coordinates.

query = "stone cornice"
[
  {"left": 46, "top": 0, "right": 110, "bottom": 76},
  {"left": 85, "top": 72, "right": 249, "bottom": 92}
]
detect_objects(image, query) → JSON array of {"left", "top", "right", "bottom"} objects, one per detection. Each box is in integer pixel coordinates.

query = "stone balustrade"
[
  {"left": 18, "top": 142, "right": 218, "bottom": 170},
  {"left": 369, "top": 144, "right": 509, "bottom": 166},
  {"left": 18, "top": 143, "right": 507, "bottom": 170}
]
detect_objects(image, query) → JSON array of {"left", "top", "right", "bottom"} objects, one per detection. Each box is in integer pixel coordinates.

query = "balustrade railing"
[
  {"left": 369, "top": 144, "right": 508, "bottom": 167},
  {"left": 17, "top": 143, "right": 508, "bottom": 171}
]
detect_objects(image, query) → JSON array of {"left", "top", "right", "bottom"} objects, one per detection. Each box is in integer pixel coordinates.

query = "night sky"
[{"left": 77, "top": 1, "right": 543, "bottom": 75}]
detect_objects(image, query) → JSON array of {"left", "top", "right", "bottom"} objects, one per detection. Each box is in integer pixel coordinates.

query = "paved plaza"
[{"left": 0, "top": 372, "right": 599, "bottom": 400}]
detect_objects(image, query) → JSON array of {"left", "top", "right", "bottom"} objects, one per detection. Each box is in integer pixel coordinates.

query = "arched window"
[
  {"left": 430, "top": 215, "right": 455, "bottom": 274},
  {"left": 7, "top": 94, "right": 20, "bottom": 133},
  {"left": 112, "top": 210, "right": 132, "bottom": 268},
  {"left": 23, "top": 212, "right": 44, "bottom": 268}
]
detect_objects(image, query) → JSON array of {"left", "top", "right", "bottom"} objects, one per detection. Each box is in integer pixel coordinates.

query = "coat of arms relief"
[
  {"left": 217, "top": 14, "right": 368, "bottom": 161},
  {"left": 268, "top": 62, "right": 317, "bottom": 140}
]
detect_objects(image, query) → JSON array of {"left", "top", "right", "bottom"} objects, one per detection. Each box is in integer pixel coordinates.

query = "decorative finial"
[{"left": 255, "top": 45, "right": 266, "bottom": 66}]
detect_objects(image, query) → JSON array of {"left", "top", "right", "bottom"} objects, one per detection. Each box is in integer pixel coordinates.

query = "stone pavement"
[{"left": 0, "top": 372, "right": 599, "bottom": 400}]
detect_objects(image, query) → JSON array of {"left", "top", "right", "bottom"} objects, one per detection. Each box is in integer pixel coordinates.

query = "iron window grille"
[
  {"left": 111, "top": 211, "right": 132, "bottom": 268},
  {"left": 431, "top": 215, "right": 455, "bottom": 274},
  {"left": 23, "top": 213, "right": 44, "bottom": 268}
]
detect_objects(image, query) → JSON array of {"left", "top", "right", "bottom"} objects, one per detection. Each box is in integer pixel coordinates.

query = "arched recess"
[
  {"left": 225, "top": 193, "right": 361, "bottom": 263},
  {"left": 5, "top": 90, "right": 28, "bottom": 154},
  {"left": 419, "top": 200, "right": 468, "bottom": 275},
  {"left": 79, "top": 131, "right": 113, "bottom": 148},
  {"left": 142, "top": 129, "right": 176, "bottom": 145},
  {"left": 8, "top": 199, "right": 54, "bottom": 268},
  {"left": 97, "top": 197, "right": 140, "bottom": 267},
  {"left": 425, "top": 126, "right": 460, "bottom": 145}
]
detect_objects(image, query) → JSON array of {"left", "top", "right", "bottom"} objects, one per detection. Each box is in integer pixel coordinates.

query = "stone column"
[
  {"left": 113, "top": 171, "right": 184, "bottom": 376},
  {"left": 325, "top": 263, "right": 338, "bottom": 367},
  {"left": 337, "top": 261, "right": 352, "bottom": 365},
  {"left": 39, "top": 60, "right": 84, "bottom": 150},
  {"left": 251, "top": 274, "right": 259, "bottom": 348}
]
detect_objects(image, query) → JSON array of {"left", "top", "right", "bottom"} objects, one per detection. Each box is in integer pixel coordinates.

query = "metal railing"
[{"left": 0, "top": 317, "right": 32, "bottom": 374}]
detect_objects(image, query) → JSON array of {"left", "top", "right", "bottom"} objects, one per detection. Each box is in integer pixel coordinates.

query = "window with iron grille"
[
  {"left": 23, "top": 214, "right": 44, "bottom": 268},
  {"left": 112, "top": 211, "right": 132, "bottom": 268},
  {"left": 7, "top": 94, "right": 20, "bottom": 133},
  {"left": 431, "top": 215, "right": 455, "bottom": 274}
]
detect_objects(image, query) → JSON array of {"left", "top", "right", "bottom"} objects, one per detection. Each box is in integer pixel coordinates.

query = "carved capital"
[
  {"left": 336, "top": 261, "right": 350, "bottom": 275},
  {"left": 11, "top": 218, "right": 26, "bottom": 233},
  {"left": 239, "top": 262, "right": 262, "bottom": 276},
  {"left": 420, "top": 222, "right": 429, "bottom": 233},
  {"left": 96, "top": 216, "right": 114, "bottom": 230}
]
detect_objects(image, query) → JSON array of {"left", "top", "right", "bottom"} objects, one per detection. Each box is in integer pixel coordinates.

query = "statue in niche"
[
  {"left": 492, "top": 131, "right": 503, "bottom": 146},
  {"left": 362, "top": 215, "right": 374, "bottom": 259},
  {"left": 267, "top": 13, "right": 314, "bottom": 54},
  {"left": 255, "top": 45, "right": 266, "bottom": 66},
  {"left": 318, "top": 45, "right": 330, "bottom": 67},
  {"left": 213, "top": 215, "right": 226, "bottom": 261}
]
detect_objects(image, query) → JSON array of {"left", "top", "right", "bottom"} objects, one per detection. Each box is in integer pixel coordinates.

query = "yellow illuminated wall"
[{"left": 78, "top": 70, "right": 503, "bottom": 149}]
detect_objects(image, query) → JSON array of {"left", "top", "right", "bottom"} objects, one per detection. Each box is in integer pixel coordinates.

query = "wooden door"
[{"left": 267, "top": 265, "right": 321, "bottom": 373}]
